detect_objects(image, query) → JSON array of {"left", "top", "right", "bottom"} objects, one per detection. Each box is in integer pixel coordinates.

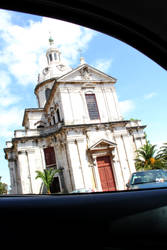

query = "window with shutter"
[
  {"left": 44, "top": 147, "right": 56, "bottom": 167},
  {"left": 85, "top": 94, "right": 100, "bottom": 120}
]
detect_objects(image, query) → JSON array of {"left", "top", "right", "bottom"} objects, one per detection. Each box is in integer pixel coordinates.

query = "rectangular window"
[
  {"left": 44, "top": 147, "right": 56, "bottom": 167},
  {"left": 85, "top": 94, "right": 100, "bottom": 120},
  {"left": 49, "top": 54, "right": 52, "bottom": 62},
  {"left": 56, "top": 109, "right": 61, "bottom": 122},
  {"left": 54, "top": 53, "right": 57, "bottom": 60},
  {"left": 53, "top": 115, "right": 56, "bottom": 125}
]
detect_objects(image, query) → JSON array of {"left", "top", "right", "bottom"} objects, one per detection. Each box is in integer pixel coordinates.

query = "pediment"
[
  {"left": 57, "top": 64, "right": 117, "bottom": 83},
  {"left": 89, "top": 139, "right": 117, "bottom": 151}
]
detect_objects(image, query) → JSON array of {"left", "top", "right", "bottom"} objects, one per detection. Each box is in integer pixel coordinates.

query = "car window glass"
[{"left": 0, "top": 9, "right": 166, "bottom": 195}]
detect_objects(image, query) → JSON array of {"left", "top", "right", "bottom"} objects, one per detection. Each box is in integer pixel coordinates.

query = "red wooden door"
[{"left": 97, "top": 156, "right": 116, "bottom": 191}]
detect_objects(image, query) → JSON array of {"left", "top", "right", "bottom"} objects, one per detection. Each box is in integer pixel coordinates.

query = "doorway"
[
  {"left": 50, "top": 177, "right": 61, "bottom": 193},
  {"left": 96, "top": 155, "right": 116, "bottom": 191}
]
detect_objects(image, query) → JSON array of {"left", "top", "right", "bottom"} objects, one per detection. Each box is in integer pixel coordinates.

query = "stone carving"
[
  {"left": 56, "top": 64, "right": 66, "bottom": 72},
  {"left": 79, "top": 66, "right": 91, "bottom": 80}
]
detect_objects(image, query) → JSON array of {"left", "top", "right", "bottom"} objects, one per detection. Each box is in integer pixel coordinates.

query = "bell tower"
[{"left": 35, "top": 36, "right": 72, "bottom": 108}]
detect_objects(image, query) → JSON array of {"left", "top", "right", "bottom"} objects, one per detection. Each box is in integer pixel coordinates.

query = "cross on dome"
[
  {"left": 49, "top": 36, "right": 54, "bottom": 46},
  {"left": 46, "top": 34, "right": 61, "bottom": 65},
  {"left": 78, "top": 48, "right": 86, "bottom": 65},
  {"left": 48, "top": 32, "right": 54, "bottom": 46}
]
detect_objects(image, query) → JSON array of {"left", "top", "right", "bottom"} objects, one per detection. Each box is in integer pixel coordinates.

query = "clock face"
[
  {"left": 43, "top": 67, "right": 49, "bottom": 75},
  {"left": 56, "top": 64, "right": 66, "bottom": 71}
]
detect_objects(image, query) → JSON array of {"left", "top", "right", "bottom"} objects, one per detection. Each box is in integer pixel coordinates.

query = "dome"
[{"left": 37, "top": 38, "right": 72, "bottom": 84}]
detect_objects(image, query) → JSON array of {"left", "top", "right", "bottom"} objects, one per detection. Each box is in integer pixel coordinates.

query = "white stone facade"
[{"left": 4, "top": 41, "right": 146, "bottom": 194}]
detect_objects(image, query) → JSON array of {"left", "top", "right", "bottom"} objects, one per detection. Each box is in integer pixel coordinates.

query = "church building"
[{"left": 4, "top": 38, "right": 146, "bottom": 194}]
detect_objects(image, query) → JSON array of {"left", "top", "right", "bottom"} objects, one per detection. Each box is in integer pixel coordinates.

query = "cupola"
[
  {"left": 37, "top": 36, "right": 72, "bottom": 84},
  {"left": 46, "top": 36, "right": 61, "bottom": 65}
]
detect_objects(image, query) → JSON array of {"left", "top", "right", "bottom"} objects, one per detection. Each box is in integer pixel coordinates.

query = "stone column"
[
  {"left": 9, "top": 160, "right": 17, "bottom": 194},
  {"left": 17, "top": 151, "right": 33, "bottom": 194},
  {"left": 92, "top": 155, "right": 102, "bottom": 191},
  {"left": 63, "top": 141, "right": 74, "bottom": 191},
  {"left": 58, "top": 167, "right": 68, "bottom": 193}
]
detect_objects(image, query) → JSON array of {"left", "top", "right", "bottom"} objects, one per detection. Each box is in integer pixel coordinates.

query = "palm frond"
[
  {"left": 134, "top": 140, "right": 166, "bottom": 170},
  {"left": 35, "top": 168, "right": 60, "bottom": 194}
]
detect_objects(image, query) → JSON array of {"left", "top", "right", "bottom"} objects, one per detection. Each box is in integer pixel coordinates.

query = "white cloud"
[
  {"left": 0, "top": 10, "right": 95, "bottom": 86},
  {"left": 0, "top": 95, "right": 20, "bottom": 107},
  {"left": 0, "top": 47, "right": 23, "bottom": 140},
  {"left": 0, "top": 9, "right": 11, "bottom": 32},
  {"left": 0, "top": 70, "right": 20, "bottom": 107},
  {"left": 144, "top": 92, "right": 157, "bottom": 100},
  {"left": 0, "top": 127, "right": 13, "bottom": 138},
  {"left": 93, "top": 58, "right": 112, "bottom": 73},
  {"left": 119, "top": 100, "right": 135, "bottom": 115},
  {"left": 152, "top": 141, "right": 163, "bottom": 150},
  {"left": 0, "top": 70, "right": 11, "bottom": 89},
  {"left": 0, "top": 107, "right": 24, "bottom": 138},
  {"left": 0, "top": 10, "right": 95, "bottom": 139},
  {"left": 0, "top": 107, "right": 23, "bottom": 126}
]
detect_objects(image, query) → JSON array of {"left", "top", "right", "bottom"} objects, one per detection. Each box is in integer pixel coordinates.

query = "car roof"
[{"left": 133, "top": 169, "right": 165, "bottom": 175}]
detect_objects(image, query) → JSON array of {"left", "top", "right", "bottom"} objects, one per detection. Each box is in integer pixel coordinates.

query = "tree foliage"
[
  {"left": 0, "top": 177, "right": 8, "bottom": 194},
  {"left": 135, "top": 140, "right": 166, "bottom": 171},
  {"left": 157, "top": 143, "right": 167, "bottom": 167},
  {"left": 35, "top": 168, "right": 60, "bottom": 194}
]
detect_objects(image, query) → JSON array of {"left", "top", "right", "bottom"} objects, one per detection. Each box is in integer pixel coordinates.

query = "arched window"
[
  {"left": 49, "top": 54, "right": 52, "bottom": 62},
  {"left": 45, "top": 88, "right": 51, "bottom": 101}
]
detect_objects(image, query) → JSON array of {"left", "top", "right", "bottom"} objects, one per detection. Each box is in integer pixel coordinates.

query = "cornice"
[{"left": 34, "top": 78, "right": 56, "bottom": 94}]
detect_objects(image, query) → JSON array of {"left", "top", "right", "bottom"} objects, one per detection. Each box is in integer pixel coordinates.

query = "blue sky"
[{"left": 0, "top": 9, "right": 166, "bottom": 187}]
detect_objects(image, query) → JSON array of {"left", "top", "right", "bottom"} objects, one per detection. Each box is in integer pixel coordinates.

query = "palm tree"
[
  {"left": 135, "top": 140, "right": 165, "bottom": 171},
  {"left": 157, "top": 143, "right": 167, "bottom": 166},
  {"left": 36, "top": 168, "right": 60, "bottom": 194}
]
